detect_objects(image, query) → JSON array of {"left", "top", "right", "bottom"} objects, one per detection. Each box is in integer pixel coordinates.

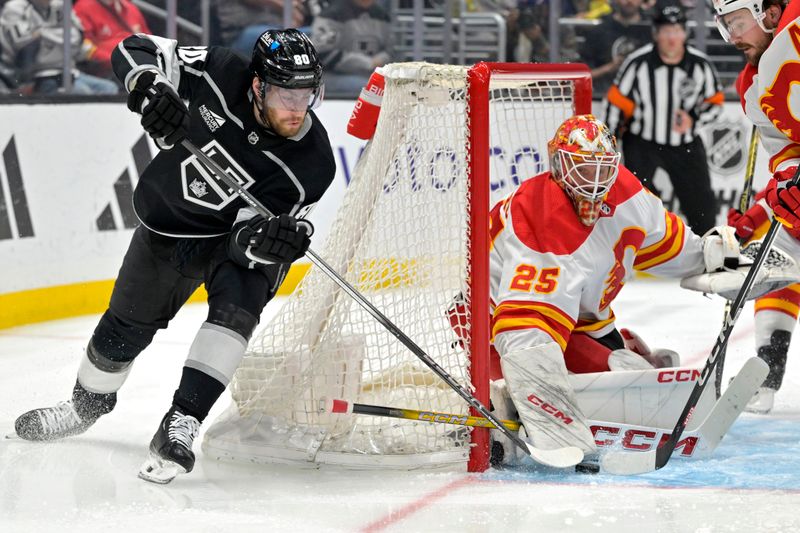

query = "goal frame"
[{"left": 467, "top": 62, "right": 592, "bottom": 471}]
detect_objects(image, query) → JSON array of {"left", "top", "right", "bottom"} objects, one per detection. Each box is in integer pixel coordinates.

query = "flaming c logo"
[{"left": 760, "top": 24, "right": 800, "bottom": 143}]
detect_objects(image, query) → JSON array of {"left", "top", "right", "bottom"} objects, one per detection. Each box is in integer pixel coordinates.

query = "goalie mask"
[
  {"left": 547, "top": 114, "right": 620, "bottom": 226},
  {"left": 250, "top": 29, "right": 324, "bottom": 111},
  {"left": 711, "top": 0, "right": 773, "bottom": 42}
]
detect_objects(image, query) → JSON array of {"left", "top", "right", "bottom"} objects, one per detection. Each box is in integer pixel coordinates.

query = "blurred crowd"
[{"left": 0, "top": 0, "right": 729, "bottom": 99}]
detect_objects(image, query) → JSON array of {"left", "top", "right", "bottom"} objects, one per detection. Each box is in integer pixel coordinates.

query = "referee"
[{"left": 603, "top": 3, "right": 723, "bottom": 235}]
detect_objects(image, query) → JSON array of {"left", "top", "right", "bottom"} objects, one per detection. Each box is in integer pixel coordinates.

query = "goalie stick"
[
  {"left": 716, "top": 125, "right": 760, "bottom": 398},
  {"left": 601, "top": 166, "right": 800, "bottom": 475},
  {"left": 322, "top": 355, "right": 767, "bottom": 469},
  {"left": 180, "top": 140, "right": 583, "bottom": 469}
]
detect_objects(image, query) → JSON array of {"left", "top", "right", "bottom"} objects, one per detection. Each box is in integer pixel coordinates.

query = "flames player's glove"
[
  {"left": 127, "top": 71, "right": 190, "bottom": 149},
  {"left": 228, "top": 214, "right": 312, "bottom": 268},
  {"left": 727, "top": 200, "right": 769, "bottom": 242},
  {"left": 765, "top": 167, "right": 800, "bottom": 239}
]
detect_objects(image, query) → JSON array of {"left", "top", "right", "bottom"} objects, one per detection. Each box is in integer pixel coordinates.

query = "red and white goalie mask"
[{"left": 547, "top": 114, "right": 620, "bottom": 226}]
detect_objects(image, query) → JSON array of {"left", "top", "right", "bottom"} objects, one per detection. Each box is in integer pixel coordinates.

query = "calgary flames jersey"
[
  {"left": 736, "top": 0, "right": 800, "bottom": 173},
  {"left": 489, "top": 167, "right": 705, "bottom": 356}
]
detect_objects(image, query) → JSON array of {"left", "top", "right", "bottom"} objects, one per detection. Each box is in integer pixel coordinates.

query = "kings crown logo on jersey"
[{"left": 180, "top": 140, "right": 255, "bottom": 210}]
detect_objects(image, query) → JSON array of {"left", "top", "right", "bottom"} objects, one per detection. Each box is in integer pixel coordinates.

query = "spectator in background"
[
  {"left": 579, "top": 0, "right": 651, "bottom": 97},
  {"left": 312, "top": 0, "right": 391, "bottom": 96},
  {"left": 0, "top": 0, "right": 118, "bottom": 94},
  {"left": 514, "top": 2, "right": 581, "bottom": 63},
  {"left": 216, "top": 0, "right": 309, "bottom": 55},
  {"left": 140, "top": 0, "right": 222, "bottom": 46},
  {"left": 74, "top": 0, "right": 150, "bottom": 80},
  {"left": 602, "top": 4, "right": 723, "bottom": 234}
]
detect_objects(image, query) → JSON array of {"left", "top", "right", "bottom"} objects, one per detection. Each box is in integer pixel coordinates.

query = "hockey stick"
[
  {"left": 323, "top": 398, "right": 521, "bottom": 430},
  {"left": 322, "top": 355, "right": 767, "bottom": 462},
  {"left": 602, "top": 166, "right": 800, "bottom": 475},
  {"left": 716, "top": 125, "right": 760, "bottom": 398},
  {"left": 181, "top": 140, "right": 583, "bottom": 468}
]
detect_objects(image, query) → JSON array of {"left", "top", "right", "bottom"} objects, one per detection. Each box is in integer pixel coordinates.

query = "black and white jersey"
[
  {"left": 602, "top": 43, "right": 723, "bottom": 147},
  {"left": 111, "top": 34, "right": 336, "bottom": 238}
]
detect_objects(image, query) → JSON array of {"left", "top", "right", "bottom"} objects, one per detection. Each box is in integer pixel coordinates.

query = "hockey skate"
[
  {"left": 744, "top": 330, "right": 789, "bottom": 414},
  {"left": 138, "top": 406, "right": 200, "bottom": 484},
  {"left": 745, "top": 387, "right": 776, "bottom": 414},
  {"left": 13, "top": 381, "right": 116, "bottom": 441}
]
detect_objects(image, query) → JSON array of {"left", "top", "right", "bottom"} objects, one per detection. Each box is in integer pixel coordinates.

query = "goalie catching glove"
[
  {"left": 228, "top": 213, "right": 311, "bottom": 268},
  {"left": 681, "top": 225, "right": 800, "bottom": 299},
  {"left": 127, "top": 71, "right": 190, "bottom": 149}
]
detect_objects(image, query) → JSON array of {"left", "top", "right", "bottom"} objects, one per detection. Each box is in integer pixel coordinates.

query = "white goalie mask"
[
  {"left": 711, "top": 0, "right": 774, "bottom": 42},
  {"left": 547, "top": 114, "right": 620, "bottom": 226}
]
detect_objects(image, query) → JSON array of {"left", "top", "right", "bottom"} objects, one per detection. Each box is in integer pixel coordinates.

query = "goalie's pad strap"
[
  {"left": 500, "top": 344, "right": 597, "bottom": 454},
  {"left": 185, "top": 322, "right": 247, "bottom": 386},
  {"left": 607, "top": 349, "right": 655, "bottom": 371}
]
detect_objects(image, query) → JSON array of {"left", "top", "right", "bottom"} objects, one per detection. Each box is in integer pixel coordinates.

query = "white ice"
[{"left": 1, "top": 278, "right": 798, "bottom": 532}]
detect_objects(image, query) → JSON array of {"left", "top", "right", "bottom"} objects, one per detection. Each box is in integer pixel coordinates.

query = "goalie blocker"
[{"left": 681, "top": 228, "right": 800, "bottom": 299}]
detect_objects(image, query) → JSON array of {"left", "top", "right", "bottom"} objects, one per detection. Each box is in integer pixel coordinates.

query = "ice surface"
[{"left": 1, "top": 278, "right": 798, "bottom": 532}]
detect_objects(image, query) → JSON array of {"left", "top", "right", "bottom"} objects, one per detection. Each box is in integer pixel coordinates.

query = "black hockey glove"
[
  {"left": 127, "top": 71, "right": 190, "bottom": 148},
  {"left": 228, "top": 214, "right": 312, "bottom": 268}
]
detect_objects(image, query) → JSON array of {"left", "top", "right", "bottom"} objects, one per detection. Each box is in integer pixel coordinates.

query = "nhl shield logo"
[
  {"left": 180, "top": 140, "right": 254, "bottom": 210},
  {"left": 248, "top": 131, "right": 259, "bottom": 145},
  {"left": 704, "top": 121, "right": 745, "bottom": 175}
]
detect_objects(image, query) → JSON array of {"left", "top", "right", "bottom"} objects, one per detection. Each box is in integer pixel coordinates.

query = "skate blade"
[
  {"left": 138, "top": 452, "right": 186, "bottom": 484},
  {"left": 4, "top": 432, "right": 22, "bottom": 440}
]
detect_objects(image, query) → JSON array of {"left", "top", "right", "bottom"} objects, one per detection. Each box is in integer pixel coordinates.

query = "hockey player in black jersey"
[{"left": 13, "top": 29, "right": 336, "bottom": 484}]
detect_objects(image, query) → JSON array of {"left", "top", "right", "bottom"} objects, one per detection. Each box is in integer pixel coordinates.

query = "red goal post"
[
  {"left": 467, "top": 63, "right": 592, "bottom": 470},
  {"left": 203, "top": 62, "right": 593, "bottom": 473}
]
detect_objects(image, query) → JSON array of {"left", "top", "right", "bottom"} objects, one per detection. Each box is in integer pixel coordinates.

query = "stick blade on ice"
[
  {"left": 600, "top": 448, "right": 657, "bottom": 475},
  {"left": 528, "top": 444, "right": 584, "bottom": 468}
]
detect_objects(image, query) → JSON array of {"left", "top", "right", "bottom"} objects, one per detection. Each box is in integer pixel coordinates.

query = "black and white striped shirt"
[{"left": 602, "top": 43, "right": 723, "bottom": 147}]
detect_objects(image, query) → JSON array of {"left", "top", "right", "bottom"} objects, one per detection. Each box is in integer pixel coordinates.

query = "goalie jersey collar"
[{"left": 508, "top": 167, "right": 643, "bottom": 255}]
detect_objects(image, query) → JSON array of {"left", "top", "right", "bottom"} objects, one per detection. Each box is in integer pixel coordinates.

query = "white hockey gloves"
[
  {"left": 491, "top": 343, "right": 597, "bottom": 467},
  {"left": 681, "top": 226, "right": 800, "bottom": 300}
]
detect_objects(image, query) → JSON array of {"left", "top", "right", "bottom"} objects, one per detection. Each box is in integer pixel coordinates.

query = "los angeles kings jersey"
[
  {"left": 111, "top": 34, "right": 336, "bottom": 237},
  {"left": 736, "top": 0, "right": 800, "bottom": 174},
  {"left": 489, "top": 167, "right": 705, "bottom": 357}
]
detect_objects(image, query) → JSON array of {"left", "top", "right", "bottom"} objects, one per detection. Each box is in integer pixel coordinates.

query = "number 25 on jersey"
[{"left": 509, "top": 265, "right": 560, "bottom": 293}]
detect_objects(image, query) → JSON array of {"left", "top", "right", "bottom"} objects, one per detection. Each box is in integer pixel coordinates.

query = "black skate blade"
[
  {"left": 5, "top": 431, "right": 22, "bottom": 440},
  {"left": 138, "top": 451, "right": 187, "bottom": 484}
]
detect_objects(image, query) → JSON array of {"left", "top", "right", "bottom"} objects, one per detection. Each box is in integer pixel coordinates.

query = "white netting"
[{"left": 202, "top": 62, "right": 584, "bottom": 469}]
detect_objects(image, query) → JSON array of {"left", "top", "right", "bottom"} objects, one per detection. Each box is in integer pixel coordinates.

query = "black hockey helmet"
[
  {"left": 653, "top": 4, "right": 687, "bottom": 26},
  {"left": 250, "top": 29, "right": 323, "bottom": 90}
]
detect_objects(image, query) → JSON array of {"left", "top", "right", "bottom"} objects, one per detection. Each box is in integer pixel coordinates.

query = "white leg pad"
[
  {"left": 77, "top": 347, "right": 133, "bottom": 394},
  {"left": 500, "top": 343, "right": 597, "bottom": 454},
  {"left": 185, "top": 322, "right": 247, "bottom": 386}
]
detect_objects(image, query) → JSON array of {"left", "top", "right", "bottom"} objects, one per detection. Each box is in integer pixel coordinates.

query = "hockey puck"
[{"left": 575, "top": 462, "right": 600, "bottom": 474}]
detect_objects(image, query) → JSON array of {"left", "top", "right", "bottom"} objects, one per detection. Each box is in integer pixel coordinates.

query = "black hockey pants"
[
  {"left": 91, "top": 225, "right": 286, "bottom": 364},
  {"left": 622, "top": 133, "right": 717, "bottom": 235}
]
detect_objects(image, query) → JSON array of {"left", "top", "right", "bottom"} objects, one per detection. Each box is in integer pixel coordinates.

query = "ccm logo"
[
  {"left": 527, "top": 394, "right": 573, "bottom": 425},
  {"left": 657, "top": 369, "right": 701, "bottom": 383},
  {"left": 591, "top": 425, "right": 698, "bottom": 456},
  {"left": 418, "top": 412, "right": 470, "bottom": 425}
]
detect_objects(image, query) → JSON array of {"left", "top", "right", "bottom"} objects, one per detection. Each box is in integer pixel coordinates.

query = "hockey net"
[{"left": 202, "top": 62, "right": 591, "bottom": 471}]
